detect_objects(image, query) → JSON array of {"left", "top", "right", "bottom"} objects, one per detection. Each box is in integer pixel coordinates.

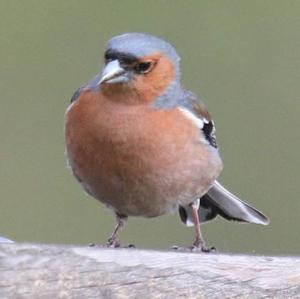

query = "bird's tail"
[{"left": 179, "top": 180, "right": 270, "bottom": 226}]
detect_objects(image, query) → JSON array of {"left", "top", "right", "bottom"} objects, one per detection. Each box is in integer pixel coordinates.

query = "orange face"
[{"left": 100, "top": 52, "right": 176, "bottom": 104}]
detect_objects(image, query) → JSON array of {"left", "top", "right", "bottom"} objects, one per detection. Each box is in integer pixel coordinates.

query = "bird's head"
[{"left": 93, "top": 33, "right": 181, "bottom": 104}]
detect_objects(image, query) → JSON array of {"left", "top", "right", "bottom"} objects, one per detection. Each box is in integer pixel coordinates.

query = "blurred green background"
[{"left": 0, "top": 0, "right": 299, "bottom": 255}]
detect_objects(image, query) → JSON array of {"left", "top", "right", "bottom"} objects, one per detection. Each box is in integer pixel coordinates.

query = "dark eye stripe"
[{"left": 104, "top": 50, "right": 137, "bottom": 64}]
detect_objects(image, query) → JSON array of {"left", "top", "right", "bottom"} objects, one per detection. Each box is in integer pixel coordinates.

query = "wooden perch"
[{"left": 0, "top": 243, "right": 299, "bottom": 298}]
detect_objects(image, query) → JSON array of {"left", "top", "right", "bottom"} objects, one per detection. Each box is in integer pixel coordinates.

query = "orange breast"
[{"left": 65, "top": 90, "right": 222, "bottom": 217}]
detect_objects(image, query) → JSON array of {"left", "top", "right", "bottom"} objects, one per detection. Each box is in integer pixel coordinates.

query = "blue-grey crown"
[{"left": 106, "top": 33, "right": 180, "bottom": 79}]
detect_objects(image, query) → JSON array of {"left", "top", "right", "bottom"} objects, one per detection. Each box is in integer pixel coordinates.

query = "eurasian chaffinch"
[{"left": 65, "top": 33, "right": 269, "bottom": 252}]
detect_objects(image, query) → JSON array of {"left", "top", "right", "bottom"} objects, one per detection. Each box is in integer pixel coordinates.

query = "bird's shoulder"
[
  {"left": 177, "top": 90, "right": 218, "bottom": 148},
  {"left": 70, "top": 87, "right": 84, "bottom": 103}
]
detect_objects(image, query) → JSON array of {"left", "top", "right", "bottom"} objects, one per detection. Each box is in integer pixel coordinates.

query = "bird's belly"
[{"left": 65, "top": 100, "right": 223, "bottom": 217}]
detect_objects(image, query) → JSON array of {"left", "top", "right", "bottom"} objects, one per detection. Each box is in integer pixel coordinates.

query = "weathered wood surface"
[{"left": 0, "top": 243, "right": 300, "bottom": 298}]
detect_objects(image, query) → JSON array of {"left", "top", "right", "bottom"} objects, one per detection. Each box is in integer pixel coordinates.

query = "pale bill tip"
[{"left": 98, "top": 60, "right": 125, "bottom": 85}]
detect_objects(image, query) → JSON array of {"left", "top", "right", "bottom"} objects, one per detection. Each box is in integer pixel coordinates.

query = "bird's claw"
[
  {"left": 88, "top": 242, "right": 135, "bottom": 249},
  {"left": 191, "top": 244, "right": 216, "bottom": 253},
  {"left": 171, "top": 244, "right": 217, "bottom": 253},
  {"left": 106, "top": 237, "right": 121, "bottom": 248}
]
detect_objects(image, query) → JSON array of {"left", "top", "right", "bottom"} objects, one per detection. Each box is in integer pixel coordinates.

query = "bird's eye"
[{"left": 135, "top": 61, "right": 153, "bottom": 74}]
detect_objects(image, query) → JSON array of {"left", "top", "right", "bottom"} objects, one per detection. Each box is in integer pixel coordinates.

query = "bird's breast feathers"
[{"left": 65, "top": 91, "right": 222, "bottom": 215}]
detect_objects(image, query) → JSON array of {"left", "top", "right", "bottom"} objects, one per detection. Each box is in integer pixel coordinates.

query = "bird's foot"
[
  {"left": 106, "top": 237, "right": 121, "bottom": 248},
  {"left": 105, "top": 237, "right": 135, "bottom": 249},
  {"left": 191, "top": 244, "right": 216, "bottom": 253},
  {"left": 171, "top": 243, "right": 216, "bottom": 253},
  {"left": 192, "top": 239, "right": 216, "bottom": 253},
  {"left": 88, "top": 242, "right": 135, "bottom": 249}
]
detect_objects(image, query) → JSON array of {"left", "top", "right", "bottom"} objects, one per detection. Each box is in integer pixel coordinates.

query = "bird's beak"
[{"left": 98, "top": 60, "right": 127, "bottom": 85}]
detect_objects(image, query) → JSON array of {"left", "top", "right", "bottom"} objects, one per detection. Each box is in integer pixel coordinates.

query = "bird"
[{"left": 64, "top": 32, "right": 269, "bottom": 252}]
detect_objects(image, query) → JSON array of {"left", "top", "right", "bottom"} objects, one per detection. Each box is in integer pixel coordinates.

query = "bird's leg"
[
  {"left": 106, "top": 213, "right": 127, "bottom": 248},
  {"left": 190, "top": 202, "right": 215, "bottom": 253}
]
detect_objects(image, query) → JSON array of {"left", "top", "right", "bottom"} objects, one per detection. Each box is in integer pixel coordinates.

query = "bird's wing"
[
  {"left": 180, "top": 181, "right": 270, "bottom": 226},
  {"left": 70, "top": 87, "right": 84, "bottom": 103},
  {"left": 177, "top": 91, "right": 269, "bottom": 226},
  {"left": 178, "top": 90, "right": 218, "bottom": 148},
  {"left": 177, "top": 90, "right": 220, "bottom": 224},
  {"left": 205, "top": 181, "right": 270, "bottom": 225}
]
